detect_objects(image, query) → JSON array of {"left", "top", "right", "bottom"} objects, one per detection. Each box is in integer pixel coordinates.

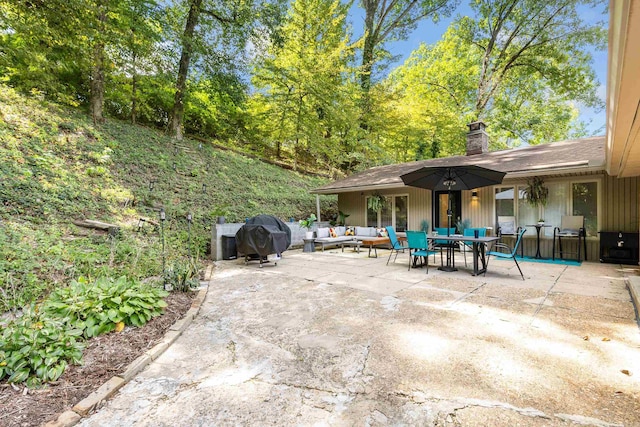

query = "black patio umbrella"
[{"left": 400, "top": 165, "right": 506, "bottom": 234}]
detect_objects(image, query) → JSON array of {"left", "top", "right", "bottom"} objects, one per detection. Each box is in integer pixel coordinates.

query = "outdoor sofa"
[{"left": 315, "top": 226, "right": 385, "bottom": 251}]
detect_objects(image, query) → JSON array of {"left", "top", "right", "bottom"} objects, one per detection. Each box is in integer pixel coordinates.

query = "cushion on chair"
[
  {"left": 317, "top": 227, "right": 330, "bottom": 238},
  {"left": 559, "top": 229, "right": 579, "bottom": 236},
  {"left": 499, "top": 221, "right": 515, "bottom": 234}
]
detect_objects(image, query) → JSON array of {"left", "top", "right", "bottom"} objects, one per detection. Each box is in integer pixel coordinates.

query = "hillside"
[{"left": 0, "top": 84, "right": 335, "bottom": 311}]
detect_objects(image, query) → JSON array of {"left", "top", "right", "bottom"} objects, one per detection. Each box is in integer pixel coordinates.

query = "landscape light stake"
[
  {"left": 149, "top": 180, "right": 155, "bottom": 191},
  {"left": 160, "top": 208, "right": 167, "bottom": 290},
  {"left": 202, "top": 183, "right": 207, "bottom": 193},
  {"left": 172, "top": 162, "right": 177, "bottom": 171},
  {"left": 187, "top": 212, "right": 193, "bottom": 262}
]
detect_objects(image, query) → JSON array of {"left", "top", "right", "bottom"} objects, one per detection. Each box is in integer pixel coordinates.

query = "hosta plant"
[
  {"left": 0, "top": 307, "right": 84, "bottom": 388},
  {"left": 43, "top": 276, "right": 169, "bottom": 337}
]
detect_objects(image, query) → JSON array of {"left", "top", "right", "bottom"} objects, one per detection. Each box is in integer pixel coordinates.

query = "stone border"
[{"left": 43, "top": 265, "right": 213, "bottom": 427}]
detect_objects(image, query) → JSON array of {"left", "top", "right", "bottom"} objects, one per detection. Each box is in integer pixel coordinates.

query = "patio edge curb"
[
  {"left": 627, "top": 276, "right": 640, "bottom": 326},
  {"left": 42, "top": 264, "right": 213, "bottom": 427}
]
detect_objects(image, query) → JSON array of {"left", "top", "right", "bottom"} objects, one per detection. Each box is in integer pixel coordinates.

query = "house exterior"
[
  {"left": 311, "top": 0, "right": 640, "bottom": 264},
  {"left": 312, "top": 127, "right": 639, "bottom": 261}
]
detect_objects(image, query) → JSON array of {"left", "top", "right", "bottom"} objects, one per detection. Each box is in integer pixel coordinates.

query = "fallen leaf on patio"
[
  {"left": 602, "top": 337, "right": 611, "bottom": 341},
  {"left": 115, "top": 321, "right": 125, "bottom": 332},
  {"left": 582, "top": 335, "right": 589, "bottom": 341},
  {"left": 621, "top": 370, "right": 632, "bottom": 376}
]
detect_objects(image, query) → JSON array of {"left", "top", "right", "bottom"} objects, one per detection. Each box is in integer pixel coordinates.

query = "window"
[
  {"left": 494, "top": 180, "right": 599, "bottom": 238},
  {"left": 572, "top": 182, "right": 598, "bottom": 237},
  {"left": 366, "top": 194, "right": 408, "bottom": 231}
]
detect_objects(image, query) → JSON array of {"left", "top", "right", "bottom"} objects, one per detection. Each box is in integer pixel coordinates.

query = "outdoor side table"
[
  {"left": 526, "top": 224, "right": 552, "bottom": 258},
  {"left": 303, "top": 238, "right": 315, "bottom": 252}
]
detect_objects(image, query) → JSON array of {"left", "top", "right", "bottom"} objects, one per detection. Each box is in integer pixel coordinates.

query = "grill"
[{"left": 235, "top": 215, "right": 291, "bottom": 267}]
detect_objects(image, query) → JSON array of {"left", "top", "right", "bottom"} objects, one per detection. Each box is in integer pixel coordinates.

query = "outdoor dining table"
[{"left": 427, "top": 235, "right": 500, "bottom": 276}]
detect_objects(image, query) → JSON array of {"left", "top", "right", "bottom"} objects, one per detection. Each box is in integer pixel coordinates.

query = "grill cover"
[{"left": 235, "top": 215, "right": 291, "bottom": 257}]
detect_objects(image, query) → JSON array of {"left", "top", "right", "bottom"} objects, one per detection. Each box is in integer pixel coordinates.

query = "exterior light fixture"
[
  {"left": 202, "top": 183, "right": 207, "bottom": 193},
  {"left": 471, "top": 190, "right": 478, "bottom": 200},
  {"left": 149, "top": 180, "right": 155, "bottom": 191},
  {"left": 443, "top": 178, "right": 456, "bottom": 188}
]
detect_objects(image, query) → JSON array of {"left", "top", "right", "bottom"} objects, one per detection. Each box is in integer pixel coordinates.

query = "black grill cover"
[{"left": 235, "top": 215, "right": 291, "bottom": 257}]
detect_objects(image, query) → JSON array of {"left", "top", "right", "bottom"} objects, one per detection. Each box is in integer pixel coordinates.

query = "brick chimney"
[{"left": 466, "top": 121, "right": 488, "bottom": 155}]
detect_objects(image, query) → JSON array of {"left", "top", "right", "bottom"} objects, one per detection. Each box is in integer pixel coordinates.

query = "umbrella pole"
[{"left": 438, "top": 189, "right": 458, "bottom": 272}]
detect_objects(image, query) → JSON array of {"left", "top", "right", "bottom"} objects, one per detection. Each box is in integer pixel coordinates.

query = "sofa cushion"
[
  {"left": 335, "top": 226, "right": 346, "bottom": 236},
  {"left": 315, "top": 236, "right": 354, "bottom": 243},
  {"left": 317, "top": 227, "right": 330, "bottom": 238},
  {"left": 345, "top": 226, "right": 355, "bottom": 236},
  {"left": 376, "top": 227, "right": 388, "bottom": 237},
  {"left": 329, "top": 227, "right": 338, "bottom": 238},
  {"left": 355, "top": 226, "right": 376, "bottom": 237}
]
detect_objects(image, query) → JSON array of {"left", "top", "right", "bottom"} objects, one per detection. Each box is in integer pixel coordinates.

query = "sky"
[{"left": 347, "top": 2, "right": 609, "bottom": 136}]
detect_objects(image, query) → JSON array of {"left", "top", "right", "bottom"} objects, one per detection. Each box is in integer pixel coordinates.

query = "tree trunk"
[
  {"left": 90, "top": 1, "right": 107, "bottom": 125},
  {"left": 359, "top": 0, "right": 377, "bottom": 131},
  {"left": 130, "top": 28, "right": 138, "bottom": 125},
  {"left": 168, "top": 0, "right": 202, "bottom": 140}
]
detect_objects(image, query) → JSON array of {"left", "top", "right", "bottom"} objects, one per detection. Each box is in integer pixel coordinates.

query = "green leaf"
[{"left": 8, "top": 368, "right": 30, "bottom": 383}]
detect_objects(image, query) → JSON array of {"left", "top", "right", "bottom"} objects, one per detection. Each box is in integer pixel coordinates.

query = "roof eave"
[{"left": 311, "top": 163, "right": 606, "bottom": 195}]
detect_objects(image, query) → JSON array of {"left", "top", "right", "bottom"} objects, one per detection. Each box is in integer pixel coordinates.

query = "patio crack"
[
  {"left": 448, "top": 282, "right": 487, "bottom": 307},
  {"left": 529, "top": 265, "right": 565, "bottom": 325},
  {"left": 391, "top": 392, "right": 551, "bottom": 420}
]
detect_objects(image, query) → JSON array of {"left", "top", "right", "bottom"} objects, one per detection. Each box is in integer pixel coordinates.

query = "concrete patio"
[{"left": 80, "top": 248, "right": 640, "bottom": 426}]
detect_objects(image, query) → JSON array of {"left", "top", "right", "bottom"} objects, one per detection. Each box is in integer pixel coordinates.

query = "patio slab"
[{"left": 79, "top": 249, "right": 640, "bottom": 427}]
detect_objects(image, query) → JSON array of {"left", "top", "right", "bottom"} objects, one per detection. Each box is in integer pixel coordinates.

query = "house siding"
[{"left": 335, "top": 173, "right": 639, "bottom": 262}]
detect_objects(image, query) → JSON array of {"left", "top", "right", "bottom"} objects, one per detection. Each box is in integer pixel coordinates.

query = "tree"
[
  {"left": 166, "top": 0, "right": 262, "bottom": 140},
  {"left": 358, "top": 0, "right": 456, "bottom": 130},
  {"left": 250, "top": 0, "right": 358, "bottom": 171},
  {"left": 388, "top": 0, "right": 606, "bottom": 152}
]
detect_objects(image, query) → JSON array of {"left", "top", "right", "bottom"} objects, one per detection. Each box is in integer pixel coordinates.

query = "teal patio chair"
[
  {"left": 485, "top": 228, "right": 527, "bottom": 280},
  {"left": 406, "top": 231, "right": 439, "bottom": 273},
  {"left": 461, "top": 227, "right": 487, "bottom": 267},
  {"left": 434, "top": 227, "right": 456, "bottom": 266},
  {"left": 385, "top": 226, "right": 407, "bottom": 265}
]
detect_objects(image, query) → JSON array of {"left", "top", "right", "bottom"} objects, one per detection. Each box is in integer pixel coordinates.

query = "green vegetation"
[
  {"left": 0, "top": 276, "right": 168, "bottom": 387},
  {"left": 0, "top": 84, "right": 333, "bottom": 313},
  {"left": 0, "top": 0, "right": 606, "bottom": 172}
]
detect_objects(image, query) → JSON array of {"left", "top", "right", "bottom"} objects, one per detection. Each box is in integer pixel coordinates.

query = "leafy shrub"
[
  {"left": 0, "top": 307, "right": 85, "bottom": 388},
  {"left": 43, "top": 276, "right": 169, "bottom": 337},
  {"left": 165, "top": 259, "right": 200, "bottom": 292}
]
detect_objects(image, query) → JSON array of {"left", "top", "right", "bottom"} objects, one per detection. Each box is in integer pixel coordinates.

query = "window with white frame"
[
  {"left": 494, "top": 180, "right": 599, "bottom": 237},
  {"left": 366, "top": 194, "right": 408, "bottom": 231}
]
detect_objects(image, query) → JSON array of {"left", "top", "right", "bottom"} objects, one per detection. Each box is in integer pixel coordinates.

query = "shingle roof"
[{"left": 313, "top": 136, "right": 605, "bottom": 194}]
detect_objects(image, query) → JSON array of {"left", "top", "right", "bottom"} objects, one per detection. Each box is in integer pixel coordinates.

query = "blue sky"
[{"left": 348, "top": 2, "right": 609, "bottom": 136}]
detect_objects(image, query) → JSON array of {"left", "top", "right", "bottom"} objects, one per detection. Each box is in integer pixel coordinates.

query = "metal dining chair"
[{"left": 406, "top": 231, "right": 439, "bottom": 273}]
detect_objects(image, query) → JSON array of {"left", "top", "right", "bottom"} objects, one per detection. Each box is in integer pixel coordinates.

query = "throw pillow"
[
  {"left": 345, "top": 226, "right": 355, "bottom": 236},
  {"left": 376, "top": 227, "right": 388, "bottom": 237},
  {"left": 329, "top": 227, "right": 337, "bottom": 238}
]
